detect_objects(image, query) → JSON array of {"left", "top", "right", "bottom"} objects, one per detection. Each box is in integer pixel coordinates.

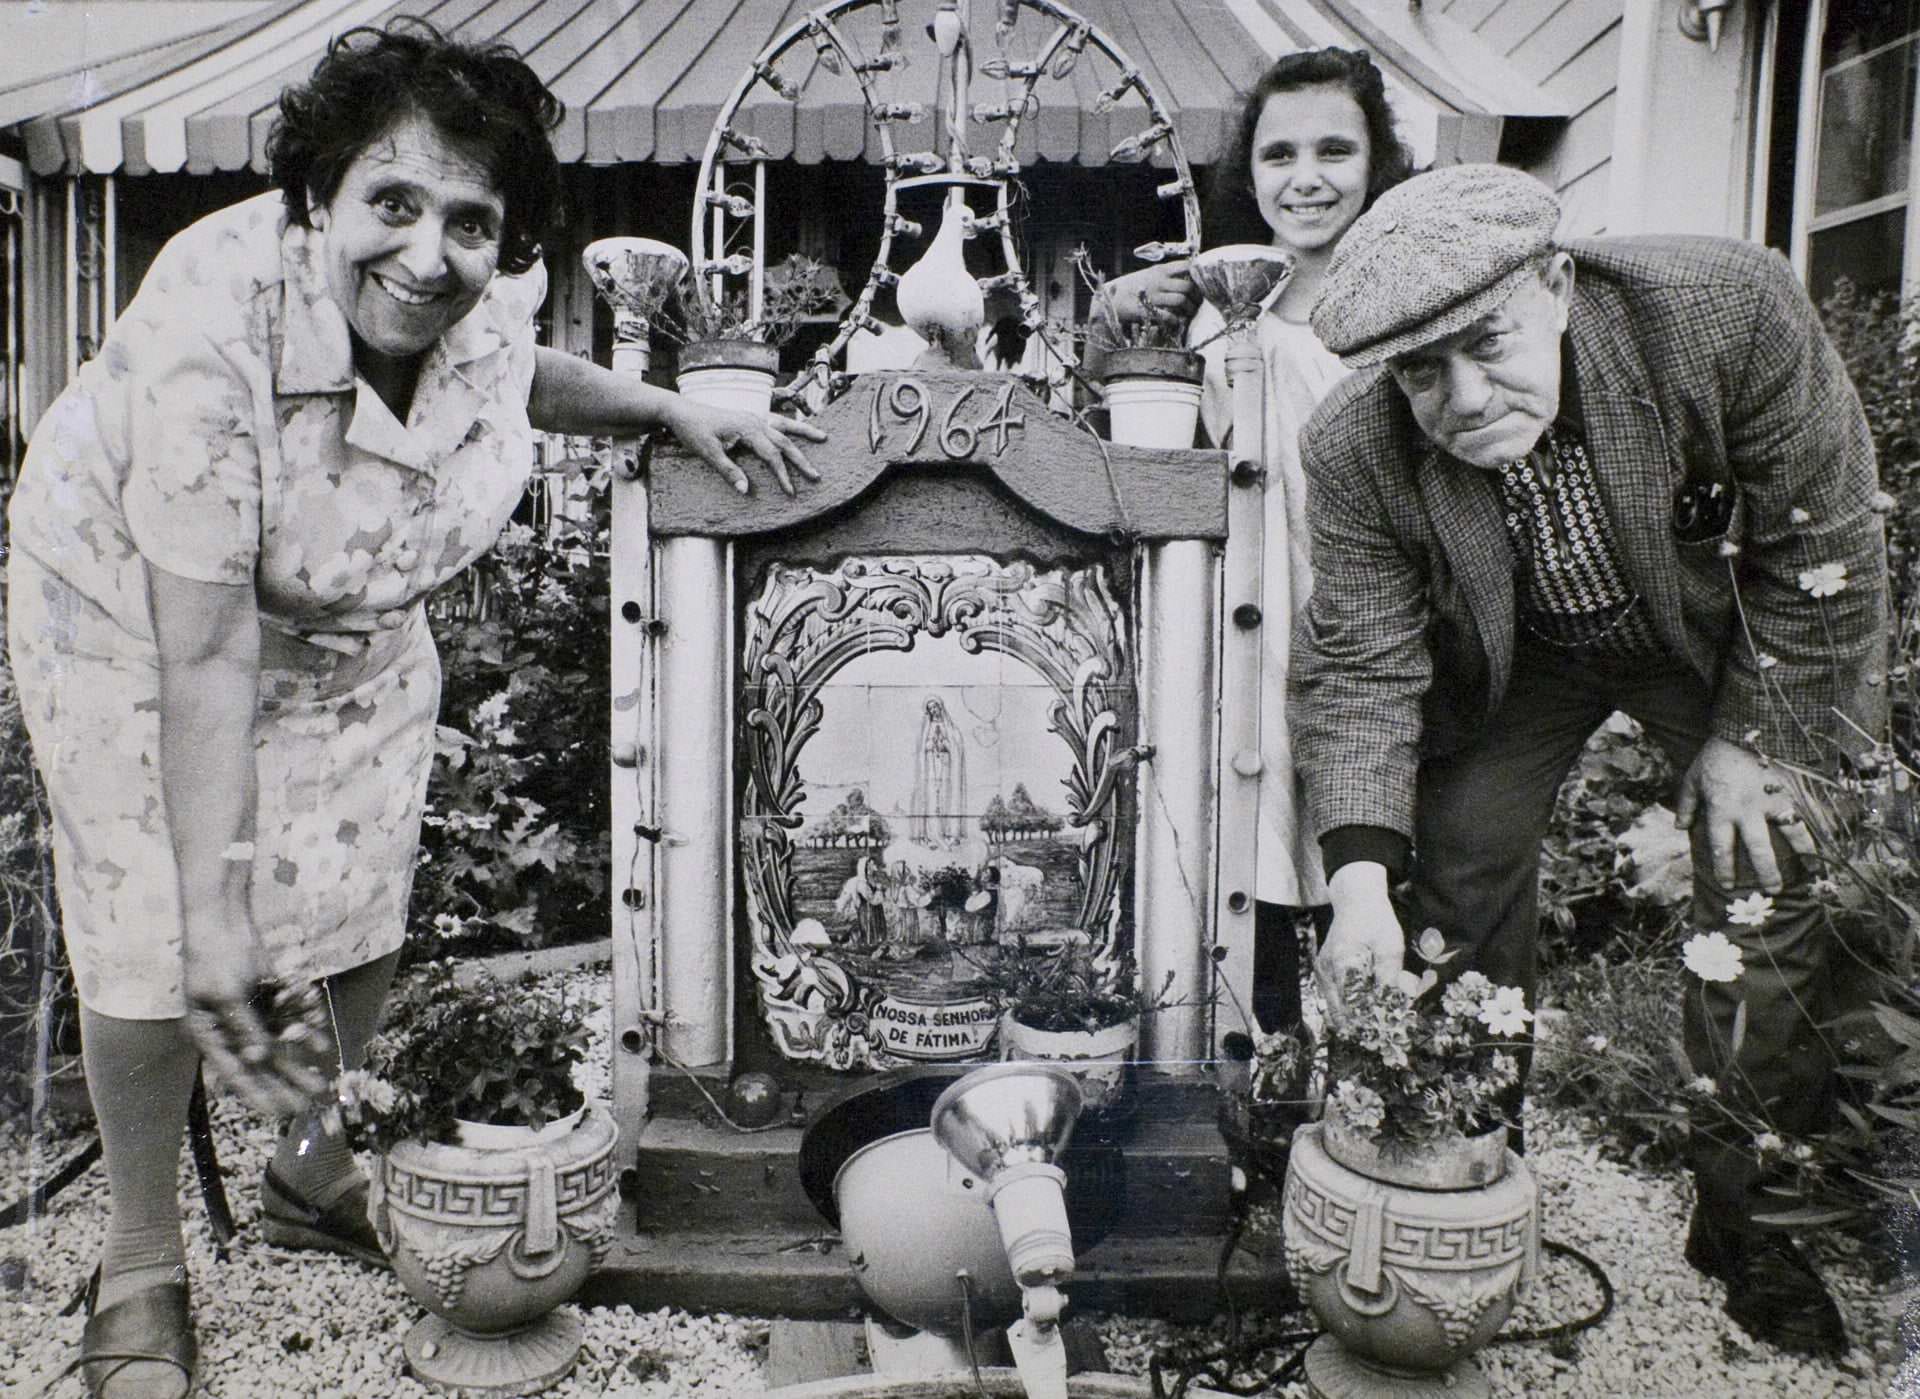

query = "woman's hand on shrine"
[
  {"left": 662, "top": 397, "right": 826, "bottom": 498},
  {"left": 1108, "top": 262, "right": 1200, "bottom": 328}
]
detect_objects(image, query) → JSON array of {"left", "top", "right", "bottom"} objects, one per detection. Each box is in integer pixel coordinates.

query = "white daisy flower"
[{"left": 1682, "top": 931, "right": 1745, "bottom": 982}]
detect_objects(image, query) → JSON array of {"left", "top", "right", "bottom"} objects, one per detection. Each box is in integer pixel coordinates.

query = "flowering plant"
[
  {"left": 666, "top": 253, "right": 843, "bottom": 349},
  {"left": 1323, "top": 930, "right": 1528, "bottom": 1154},
  {"left": 330, "top": 961, "right": 590, "bottom": 1153},
  {"left": 966, "top": 938, "right": 1180, "bottom": 1034}
]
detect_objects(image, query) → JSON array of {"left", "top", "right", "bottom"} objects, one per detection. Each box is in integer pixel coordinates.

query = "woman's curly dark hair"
[
  {"left": 266, "top": 18, "right": 563, "bottom": 276},
  {"left": 1203, "top": 48, "right": 1414, "bottom": 250}
]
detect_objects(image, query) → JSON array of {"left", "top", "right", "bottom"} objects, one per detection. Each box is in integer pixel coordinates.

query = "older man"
[{"left": 1293, "top": 163, "right": 1886, "bottom": 1357}]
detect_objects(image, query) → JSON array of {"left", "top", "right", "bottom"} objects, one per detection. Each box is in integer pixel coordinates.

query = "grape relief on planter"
[
  {"left": 866, "top": 376, "right": 1028, "bottom": 459},
  {"left": 739, "top": 554, "right": 1139, "bottom": 1070}
]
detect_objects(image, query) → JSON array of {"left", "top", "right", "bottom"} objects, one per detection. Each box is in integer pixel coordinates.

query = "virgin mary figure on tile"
[{"left": 909, "top": 695, "right": 968, "bottom": 847}]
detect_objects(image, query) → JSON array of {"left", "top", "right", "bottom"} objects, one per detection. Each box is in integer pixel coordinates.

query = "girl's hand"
[
  {"left": 1107, "top": 262, "right": 1201, "bottom": 327},
  {"left": 663, "top": 398, "right": 827, "bottom": 497}
]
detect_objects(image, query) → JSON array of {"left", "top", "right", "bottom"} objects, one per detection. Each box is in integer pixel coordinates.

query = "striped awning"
[{"left": 3, "top": 0, "right": 1568, "bottom": 178}]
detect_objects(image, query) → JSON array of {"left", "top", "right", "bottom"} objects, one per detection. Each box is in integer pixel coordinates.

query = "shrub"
[
  {"left": 1821, "top": 279, "right": 1919, "bottom": 619},
  {"left": 412, "top": 505, "right": 612, "bottom": 957},
  {"left": 1534, "top": 949, "right": 1695, "bottom": 1170},
  {"left": 0, "top": 570, "right": 71, "bottom": 1112},
  {"left": 334, "top": 960, "right": 590, "bottom": 1151},
  {"left": 1537, "top": 715, "right": 1678, "bottom": 966}
]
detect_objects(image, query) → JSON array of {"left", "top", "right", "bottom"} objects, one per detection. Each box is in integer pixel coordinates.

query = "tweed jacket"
[{"left": 1290, "top": 235, "right": 1888, "bottom": 843}]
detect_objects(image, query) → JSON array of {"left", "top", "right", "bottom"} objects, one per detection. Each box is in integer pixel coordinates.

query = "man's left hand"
[
  {"left": 1674, "top": 736, "right": 1816, "bottom": 890},
  {"left": 664, "top": 399, "right": 827, "bottom": 497}
]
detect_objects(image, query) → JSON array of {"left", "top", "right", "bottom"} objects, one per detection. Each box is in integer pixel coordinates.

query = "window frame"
[{"left": 1787, "top": 0, "right": 1920, "bottom": 297}]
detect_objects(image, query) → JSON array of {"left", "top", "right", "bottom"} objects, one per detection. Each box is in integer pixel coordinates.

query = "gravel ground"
[{"left": 4, "top": 963, "right": 1913, "bottom": 1398}]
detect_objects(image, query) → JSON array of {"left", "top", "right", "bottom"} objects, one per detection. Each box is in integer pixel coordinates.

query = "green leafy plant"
[
  {"left": 332, "top": 961, "right": 589, "bottom": 1152},
  {"left": 1321, "top": 930, "right": 1527, "bottom": 1154},
  {"left": 971, "top": 938, "right": 1177, "bottom": 1034},
  {"left": 1537, "top": 714, "right": 1679, "bottom": 963},
  {"left": 667, "top": 252, "right": 843, "bottom": 349},
  {"left": 414, "top": 512, "right": 611, "bottom": 956},
  {"left": 0, "top": 574, "right": 71, "bottom": 1112},
  {"left": 1533, "top": 948, "right": 1695, "bottom": 1170},
  {"left": 1821, "top": 279, "right": 1919, "bottom": 623}
]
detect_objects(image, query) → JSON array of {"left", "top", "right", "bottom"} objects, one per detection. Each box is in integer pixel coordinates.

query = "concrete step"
[
  {"left": 626, "top": 1109, "right": 1231, "bottom": 1239},
  {"left": 580, "top": 1221, "right": 1279, "bottom": 1322}
]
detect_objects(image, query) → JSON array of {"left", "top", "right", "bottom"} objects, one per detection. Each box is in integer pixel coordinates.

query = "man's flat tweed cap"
[{"left": 1311, "top": 163, "right": 1562, "bottom": 369}]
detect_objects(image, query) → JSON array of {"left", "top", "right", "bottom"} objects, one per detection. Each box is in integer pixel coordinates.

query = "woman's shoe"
[
  {"left": 258, "top": 1166, "right": 389, "bottom": 1268},
  {"left": 37, "top": 1265, "right": 198, "bottom": 1398}
]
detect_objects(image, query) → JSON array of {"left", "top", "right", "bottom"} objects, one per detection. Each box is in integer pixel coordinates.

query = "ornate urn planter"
[
  {"left": 1000, "top": 1012, "right": 1139, "bottom": 1117},
  {"left": 1281, "top": 1121, "right": 1538, "bottom": 1399},
  {"left": 370, "top": 1105, "right": 620, "bottom": 1396},
  {"left": 677, "top": 336, "right": 780, "bottom": 416},
  {"left": 1097, "top": 346, "right": 1204, "bottom": 449}
]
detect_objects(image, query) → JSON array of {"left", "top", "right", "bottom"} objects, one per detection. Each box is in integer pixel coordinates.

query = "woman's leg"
[
  {"left": 267, "top": 950, "right": 400, "bottom": 1203},
  {"left": 80, "top": 1008, "right": 197, "bottom": 1315}
]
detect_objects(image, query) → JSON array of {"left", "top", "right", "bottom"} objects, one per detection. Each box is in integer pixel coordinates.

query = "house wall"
[{"left": 1437, "top": 0, "right": 1626, "bottom": 236}]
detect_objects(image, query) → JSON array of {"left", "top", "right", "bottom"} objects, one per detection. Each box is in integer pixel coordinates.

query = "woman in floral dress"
[{"left": 6, "top": 22, "right": 817, "bottom": 1397}]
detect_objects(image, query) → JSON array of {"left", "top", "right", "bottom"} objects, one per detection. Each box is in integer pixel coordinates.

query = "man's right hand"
[{"left": 1314, "top": 861, "right": 1407, "bottom": 1031}]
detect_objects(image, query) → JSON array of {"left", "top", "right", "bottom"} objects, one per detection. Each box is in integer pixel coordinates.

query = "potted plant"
[
  {"left": 1281, "top": 931, "right": 1540, "bottom": 1397},
  {"left": 667, "top": 251, "right": 842, "bottom": 415},
  {"left": 971, "top": 937, "right": 1176, "bottom": 1117},
  {"left": 1215, "top": 1019, "right": 1315, "bottom": 1191},
  {"left": 1072, "top": 246, "right": 1204, "bottom": 449},
  {"left": 334, "top": 962, "right": 618, "bottom": 1398}
]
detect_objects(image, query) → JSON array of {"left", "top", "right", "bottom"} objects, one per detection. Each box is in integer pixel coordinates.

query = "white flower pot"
[
  {"left": 1100, "top": 346, "right": 1204, "bottom": 449},
  {"left": 999, "top": 1012, "right": 1138, "bottom": 1114},
  {"left": 677, "top": 337, "right": 778, "bottom": 416}
]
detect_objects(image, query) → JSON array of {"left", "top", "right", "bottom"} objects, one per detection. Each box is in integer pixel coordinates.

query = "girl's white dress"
[{"left": 1192, "top": 299, "right": 1347, "bottom": 906}]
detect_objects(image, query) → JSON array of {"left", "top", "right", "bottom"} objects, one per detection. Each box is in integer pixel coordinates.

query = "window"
[{"left": 1796, "top": 0, "right": 1920, "bottom": 301}]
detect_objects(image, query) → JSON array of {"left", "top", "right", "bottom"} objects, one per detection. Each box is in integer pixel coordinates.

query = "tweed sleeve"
[
  {"left": 1288, "top": 419, "right": 1434, "bottom": 840},
  {"left": 1711, "top": 252, "right": 1887, "bottom": 767}
]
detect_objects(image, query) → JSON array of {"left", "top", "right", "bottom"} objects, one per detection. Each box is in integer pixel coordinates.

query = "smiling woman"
[{"left": 3, "top": 18, "right": 822, "bottom": 1399}]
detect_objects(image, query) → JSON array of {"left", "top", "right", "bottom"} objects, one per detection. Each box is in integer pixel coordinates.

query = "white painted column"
[
  {"left": 607, "top": 331, "right": 658, "bottom": 1161},
  {"left": 1133, "top": 536, "right": 1218, "bottom": 1069},
  {"left": 654, "top": 536, "right": 734, "bottom": 1067},
  {"left": 1213, "top": 338, "right": 1265, "bottom": 1042}
]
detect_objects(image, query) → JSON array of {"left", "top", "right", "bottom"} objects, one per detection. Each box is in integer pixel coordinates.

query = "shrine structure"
[{"left": 581, "top": 0, "right": 1280, "bottom": 1319}]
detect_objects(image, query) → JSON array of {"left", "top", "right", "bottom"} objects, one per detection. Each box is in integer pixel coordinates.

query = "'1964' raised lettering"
[{"left": 866, "top": 377, "right": 1027, "bottom": 459}]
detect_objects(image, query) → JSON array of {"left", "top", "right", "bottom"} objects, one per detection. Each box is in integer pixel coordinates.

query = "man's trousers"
[{"left": 1408, "top": 639, "right": 1844, "bottom": 1233}]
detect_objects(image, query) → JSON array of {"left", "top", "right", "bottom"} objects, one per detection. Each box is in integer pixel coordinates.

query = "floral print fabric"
[{"left": 5, "top": 192, "right": 545, "bottom": 1018}]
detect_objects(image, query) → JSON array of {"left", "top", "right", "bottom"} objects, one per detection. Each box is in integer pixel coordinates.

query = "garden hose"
[{"left": 1146, "top": 1236, "right": 1617, "bottom": 1399}]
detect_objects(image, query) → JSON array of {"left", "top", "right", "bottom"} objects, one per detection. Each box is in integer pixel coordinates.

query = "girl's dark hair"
[
  {"left": 1203, "top": 47, "right": 1414, "bottom": 250},
  {"left": 266, "top": 19, "right": 563, "bottom": 276}
]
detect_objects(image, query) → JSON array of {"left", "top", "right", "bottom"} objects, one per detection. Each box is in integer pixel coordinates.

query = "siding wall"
[{"left": 1437, "top": 0, "right": 1625, "bottom": 237}]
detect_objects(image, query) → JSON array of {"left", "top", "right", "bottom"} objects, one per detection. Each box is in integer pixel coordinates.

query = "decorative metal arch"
[{"left": 690, "top": 0, "right": 1204, "bottom": 409}]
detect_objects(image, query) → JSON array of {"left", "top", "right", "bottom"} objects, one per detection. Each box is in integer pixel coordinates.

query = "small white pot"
[
  {"left": 1099, "top": 347, "right": 1205, "bottom": 449},
  {"left": 1105, "top": 377, "right": 1203, "bottom": 448},
  {"left": 999, "top": 1012, "right": 1138, "bottom": 1113},
  {"left": 677, "top": 337, "right": 778, "bottom": 416}
]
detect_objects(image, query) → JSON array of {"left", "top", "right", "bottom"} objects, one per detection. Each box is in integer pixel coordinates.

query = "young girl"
[{"left": 1118, "top": 48, "right": 1413, "bottom": 1035}]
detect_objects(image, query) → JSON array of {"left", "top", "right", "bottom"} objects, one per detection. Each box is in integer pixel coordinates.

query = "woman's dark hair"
[
  {"left": 1203, "top": 47, "right": 1414, "bottom": 250},
  {"left": 266, "top": 19, "right": 563, "bottom": 276}
]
